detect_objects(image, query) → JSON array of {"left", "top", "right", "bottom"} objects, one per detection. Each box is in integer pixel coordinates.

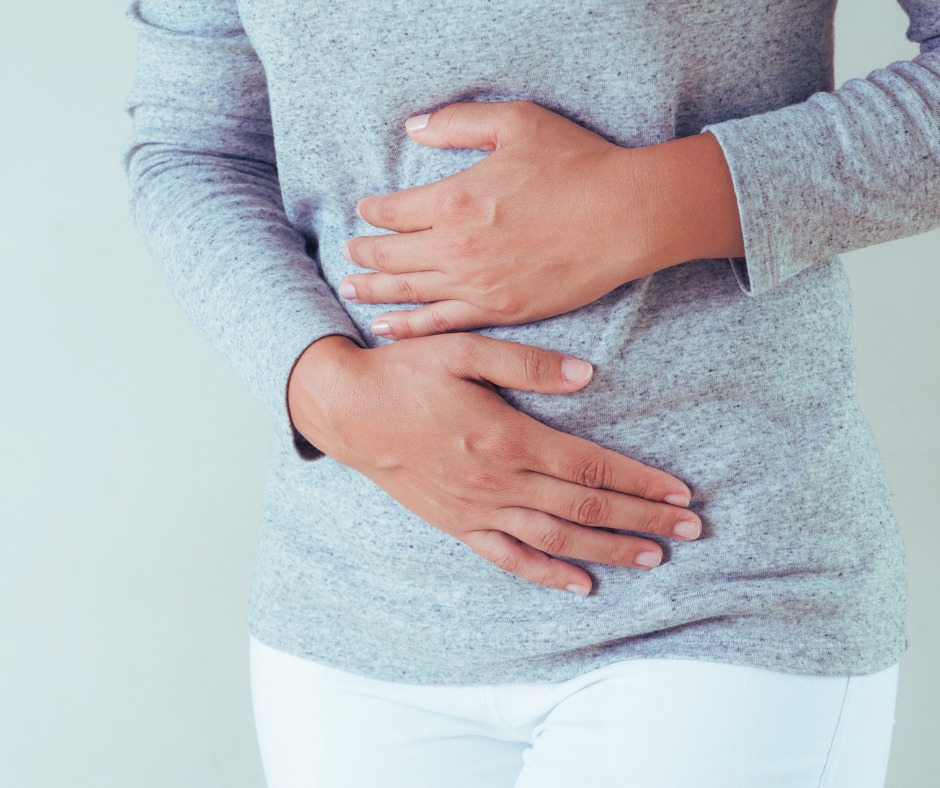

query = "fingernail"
[
  {"left": 673, "top": 520, "right": 701, "bottom": 540},
  {"left": 561, "top": 358, "right": 593, "bottom": 383},
  {"left": 635, "top": 551, "right": 661, "bottom": 568},
  {"left": 405, "top": 113, "right": 430, "bottom": 131},
  {"left": 355, "top": 202, "right": 364, "bottom": 220},
  {"left": 371, "top": 321, "right": 392, "bottom": 336},
  {"left": 338, "top": 281, "right": 357, "bottom": 300},
  {"left": 342, "top": 241, "right": 353, "bottom": 261},
  {"left": 565, "top": 584, "right": 590, "bottom": 597},
  {"left": 664, "top": 492, "right": 691, "bottom": 507}
]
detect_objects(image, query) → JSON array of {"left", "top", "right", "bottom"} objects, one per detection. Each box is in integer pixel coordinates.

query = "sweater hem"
[{"left": 244, "top": 614, "right": 908, "bottom": 687}]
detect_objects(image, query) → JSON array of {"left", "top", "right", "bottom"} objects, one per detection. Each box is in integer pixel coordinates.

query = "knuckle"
[
  {"left": 438, "top": 188, "right": 475, "bottom": 222},
  {"left": 462, "top": 527, "right": 497, "bottom": 556},
  {"left": 455, "top": 495, "right": 490, "bottom": 519},
  {"left": 631, "top": 473, "right": 653, "bottom": 501},
  {"left": 490, "top": 290, "right": 519, "bottom": 320},
  {"left": 469, "top": 266, "right": 497, "bottom": 293},
  {"left": 442, "top": 232, "right": 479, "bottom": 260},
  {"left": 455, "top": 424, "right": 489, "bottom": 457},
  {"left": 469, "top": 428, "right": 527, "bottom": 469},
  {"left": 490, "top": 547, "right": 521, "bottom": 576},
  {"left": 504, "top": 101, "right": 539, "bottom": 138},
  {"left": 487, "top": 508, "right": 514, "bottom": 533},
  {"left": 450, "top": 331, "right": 479, "bottom": 356},
  {"left": 440, "top": 107, "right": 464, "bottom": 135},
  {"left": 497, "top": 436, "right": 528, "bottom": 466},
  {"left": 442, "top": 332, "right": 479, "bottom": 368},
  {"left": 607, "top": 537, "right": 637, "bottom": 567},
  {"left": 521, "top": 346, "right": 548, "bottom": 386},
  {"left": 371, "top": 238, "right": 391, "bottom": 268},
  {"left": 479, "top": 427, "right": 520, "bottom": 462},
  {"left": 534, "top": 523, "right": 570, "bottom": 556},
  {"left": 568, "top": 491, "right": 609, "bottom": 527},
  {"left": 464, "top": 465, "right": 510, "bottom": 494},
  {"left": 396, "top": 274, "right": 419, "bottom": 303},
  {"left": 467, "top": 271, "right": 516, "bottom": 319},
  {"left": 504, "top": 100, "right": 531, "bottom": 127},
  {"left": 637, "top": 505, "right": 665, "bottom": 536},
  {"left": 377, "top": 200, "right": 398, "bottom": 227},
  {"left": 571, "top": 453, "right": 614, "bottom": 490},
  {"left": 427, "top": 308, "right": 453, "bottom": 334}
]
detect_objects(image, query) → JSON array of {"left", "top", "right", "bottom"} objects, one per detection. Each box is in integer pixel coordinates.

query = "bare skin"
[
  {"left": 288, "top": 332, "right": 701, "bottom": 596},
  {"left": 288, "top": 100, "right": 744, "bottom": 595}
]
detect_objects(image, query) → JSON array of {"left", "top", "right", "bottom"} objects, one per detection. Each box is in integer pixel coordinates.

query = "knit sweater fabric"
[{"left": 124, "top": 0, "right": 939, "bottom": 684}]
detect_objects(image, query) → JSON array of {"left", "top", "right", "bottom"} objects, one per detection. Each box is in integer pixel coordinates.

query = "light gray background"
[{"left": 1, "top": 2, "right": 936, "bottom": 786}]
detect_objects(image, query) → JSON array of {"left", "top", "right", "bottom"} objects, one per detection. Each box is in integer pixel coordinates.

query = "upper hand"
[{"left": 338, "top": 100, "right": 665, "bottom": 339}]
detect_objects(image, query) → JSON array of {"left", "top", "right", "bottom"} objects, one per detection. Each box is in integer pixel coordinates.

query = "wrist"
[
  {"left": 631, "top": 131, "right": 745, "bottom": 271},
  {"left": 287, "top": 334, "right": 363, "bottom": 452}
]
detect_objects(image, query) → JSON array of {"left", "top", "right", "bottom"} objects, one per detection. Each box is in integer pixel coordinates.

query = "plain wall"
[{"left": 1, "top": 2, "right": 936, "bottom": 785}]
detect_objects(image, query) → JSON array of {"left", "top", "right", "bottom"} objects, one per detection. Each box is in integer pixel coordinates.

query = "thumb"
[
  {"left": 453, "top": 334, "right": 594, "bottom": 393},
  {"left": 404, "top": 100, "right": 526, "bottom": 151}
]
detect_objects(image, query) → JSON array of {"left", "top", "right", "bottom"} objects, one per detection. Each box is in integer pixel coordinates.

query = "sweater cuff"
[{"left": 697, "top": 116, "right": 809, "bottom": 297}]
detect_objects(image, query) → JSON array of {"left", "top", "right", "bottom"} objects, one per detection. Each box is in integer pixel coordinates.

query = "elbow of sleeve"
[{"left": 702, "top": 49, "right": 940, "bottom": 297}]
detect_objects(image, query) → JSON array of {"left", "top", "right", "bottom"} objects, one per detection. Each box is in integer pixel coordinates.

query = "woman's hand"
[
  {"left": 288, "top": 333, "right": 702, "bottom": 596},
  {"left": 339, "top": 100, "right": 649, "bottom": 338},
  {"left": 338, "top": 100, "right": 743, "bottom": 339}
]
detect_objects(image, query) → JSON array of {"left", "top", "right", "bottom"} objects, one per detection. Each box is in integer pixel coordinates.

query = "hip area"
[
  {"left": 250, "top": 468, "right": 908, "bottom": 682},
  {"left": 256, "top": 389, "right": 907, "bottom": 678}
]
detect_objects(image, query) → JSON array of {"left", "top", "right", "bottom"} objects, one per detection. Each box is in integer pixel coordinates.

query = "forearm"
[
  {"left": 628, "top": 131, "right": 745, "bottom": 277},
  {"left": 126, "top": 1, "right": 365, "bottom": 460}
]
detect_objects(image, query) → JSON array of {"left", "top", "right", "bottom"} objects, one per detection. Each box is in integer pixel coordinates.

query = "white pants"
[{"left": 248, "top": 634, "right": 899, "bottom": 788}]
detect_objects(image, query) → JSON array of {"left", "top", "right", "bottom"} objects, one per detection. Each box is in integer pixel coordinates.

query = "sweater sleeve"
[
  {"left": 123, "top": 0, "right": 366, "bottom": 461},
  {"left": 700, "top": 0, "right": 940, "bottom": 297}
]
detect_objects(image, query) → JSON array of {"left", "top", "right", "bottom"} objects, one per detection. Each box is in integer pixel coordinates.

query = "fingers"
[
  {"left": 522, "top": 418, "right": 692, "bottom": 505},
  {"left": 369, "top": 301, "right": 491, "bottom": 338},
  {"left": 497, "top": 507, "right": 668, "bottom": 571},
  {"left": 355, "top": 183, "right": 437, "bottom": 233},
  {"left": 343, "top": 228, "right": 438, "bottom": 274},
  {"left": 356, "top": 100, "right": 539, "bottom": 233},
  {"left": 462, "top": 497, "right": 685, "bottom": 597},
  {"left": 516, "top": 472, "right": 701, "bottom": 541},
  {"left": 339, "top": 270, "right": 451, "bottom": 306},
  {"left": 446, "top": 335, "right": 693, "bottom": 504},
  {"left": 402, "top": 100, "right": 535, "bottom": 152},
  {"left": 460, "top": 527, "right": 596, "bottom": 595},
  {"left": 445, "top": 334, "right": 596, "bottom": 394}
]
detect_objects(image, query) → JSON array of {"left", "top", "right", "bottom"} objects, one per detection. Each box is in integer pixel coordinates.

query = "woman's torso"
[{"left": 239, "top": 0, "right": 907, "bottom": 684}]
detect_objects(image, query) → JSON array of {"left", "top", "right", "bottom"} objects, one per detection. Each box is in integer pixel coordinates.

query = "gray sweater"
[{"left": 124, "top": 0, "right": 940, "bottom": 684}]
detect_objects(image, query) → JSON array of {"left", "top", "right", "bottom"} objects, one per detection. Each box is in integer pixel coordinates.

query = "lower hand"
[
  {"left": 339, "top": 99, "right": 665, "bottom": 339},
  {"left": 288, "top": 333, "right": 701, "bottom": 595}
]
